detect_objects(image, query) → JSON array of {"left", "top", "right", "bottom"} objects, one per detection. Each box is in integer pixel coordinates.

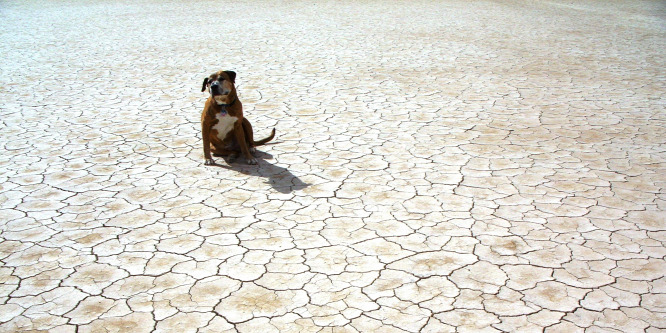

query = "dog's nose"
[{"left": 210, "top": 83, "right": 221, "bottom": 96}]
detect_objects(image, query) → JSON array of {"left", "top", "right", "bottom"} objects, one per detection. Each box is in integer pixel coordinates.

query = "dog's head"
[{"left": 201, "top": 70, "right": 237, "bottom": 105}]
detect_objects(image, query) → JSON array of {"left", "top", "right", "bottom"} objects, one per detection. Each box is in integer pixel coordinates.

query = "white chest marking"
[{"left": 212, "top": 113, "right": 238, "bottom": 140}]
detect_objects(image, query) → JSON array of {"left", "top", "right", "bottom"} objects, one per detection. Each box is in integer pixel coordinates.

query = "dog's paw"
[
  {"left": 228, "top": 153, "right": 238, "bottom": 163},
  {"left": 249, "top": 147, "right": 257, "bottom": 156},
  {"left": 246, "top": 158, "right": 258, "bottom": 165},
  {"left": 204, "top": 158, "right": 215, "bottom": 166}
]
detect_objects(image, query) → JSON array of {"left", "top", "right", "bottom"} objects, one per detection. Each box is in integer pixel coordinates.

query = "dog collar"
[{"left": 216, "top": 98, "right": 236, "bottom": 108}]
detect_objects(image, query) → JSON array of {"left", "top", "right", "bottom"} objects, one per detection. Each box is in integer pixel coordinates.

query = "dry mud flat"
[{"left": 0, "top": 0, "right": 664, "bottom": 332}]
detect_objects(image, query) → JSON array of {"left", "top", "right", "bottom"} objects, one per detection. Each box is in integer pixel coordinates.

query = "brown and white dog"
[{"left": 200, "top": 70, "right": 275, "bottom": 165}]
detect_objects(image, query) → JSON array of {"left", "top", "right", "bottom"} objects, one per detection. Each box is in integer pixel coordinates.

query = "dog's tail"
[{"left": 253, "top": 128, "right": 276, "bottom": 146}]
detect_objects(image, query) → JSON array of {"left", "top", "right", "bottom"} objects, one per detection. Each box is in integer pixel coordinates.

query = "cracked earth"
[{"left": 1, "top": 0, "right": 665, "bottom": 332}]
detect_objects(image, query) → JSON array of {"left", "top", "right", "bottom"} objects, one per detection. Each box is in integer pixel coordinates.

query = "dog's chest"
[{"left": 212, "top": 112, "right": 238, "bottom": 140}]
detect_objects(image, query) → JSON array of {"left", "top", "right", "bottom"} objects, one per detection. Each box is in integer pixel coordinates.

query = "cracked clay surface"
[{"left": 1, "top": 0, "right": 665, "bottom": 332}]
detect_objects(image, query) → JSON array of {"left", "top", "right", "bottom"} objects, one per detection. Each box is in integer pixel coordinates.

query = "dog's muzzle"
[
  {"left": 210, "top": 82, "right": 222, "bottom": 96},
  {"left": 209, "top": 81, "right": 231, "bottom": 97}
]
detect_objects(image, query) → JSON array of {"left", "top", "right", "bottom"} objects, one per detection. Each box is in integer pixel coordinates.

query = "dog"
[{"left": 200, "top": 70, "right": 275, "bottom": 165}]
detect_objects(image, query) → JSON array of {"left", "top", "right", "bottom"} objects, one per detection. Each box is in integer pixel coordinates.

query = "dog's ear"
[
  {"left": 201, "top": 78, "right": 209, "bottom": 92},
  {"left": 224, "top": 71, "right": 236, "bottom": 83}
]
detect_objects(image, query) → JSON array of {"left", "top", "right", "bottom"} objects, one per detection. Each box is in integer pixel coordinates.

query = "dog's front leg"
[
  {"left": 234, "top": 122, "right": 257, "bottom": 165},
  {"left": 202, "top": 121, "right": 215, "bottom": 165},
  {"left": 241, "top": 118, "right": 257, "bottom": 156}
]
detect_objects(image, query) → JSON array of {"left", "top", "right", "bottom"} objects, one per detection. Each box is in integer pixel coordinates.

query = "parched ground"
[{"left": 1, "top": 0, "right": 665, "bottom": 332}]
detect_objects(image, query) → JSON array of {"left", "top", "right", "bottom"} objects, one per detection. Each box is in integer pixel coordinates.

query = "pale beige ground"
[{"left": 1, "top": 0, "right": 665, "bottom": 332}]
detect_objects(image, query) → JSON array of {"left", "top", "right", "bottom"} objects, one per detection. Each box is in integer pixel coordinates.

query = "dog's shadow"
[{"left": 212, "top": 149, "right": 309, "bottom": 194}]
